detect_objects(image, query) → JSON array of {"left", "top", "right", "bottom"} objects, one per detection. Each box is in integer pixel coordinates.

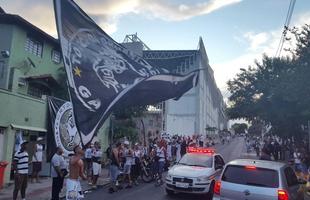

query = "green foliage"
[
  {"left": 231, "top": 123, "right": 248, "bottom": 134},
  {"left": 247, "top": 120, "right": 264, "bottom": 136},
  {"left": 112, "top": 119, "right": 139, "bottom": 142},
  {"left": 54, "top": 67, "right": 69, "bottom": 100},
  {"left": 112, "top": 105, "right": 147, "bottom": 142},
  {"left": 227, "top": 24, "right": 310, "bottom": 137}
]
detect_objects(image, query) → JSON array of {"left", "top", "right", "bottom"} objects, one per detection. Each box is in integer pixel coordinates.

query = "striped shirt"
[{"left": 14, "top": 151, "right": 29, "bottom": 174}]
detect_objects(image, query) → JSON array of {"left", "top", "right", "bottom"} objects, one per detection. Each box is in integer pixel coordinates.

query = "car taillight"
[
  {"left": 214, "top": 180, "right": 221, "bottom": 195},
  {"left": 245, "top": 165, "right": 256, "bottom": 170},
  {"left": 278, "top": 189, "right": 289, "bottom": 200}
]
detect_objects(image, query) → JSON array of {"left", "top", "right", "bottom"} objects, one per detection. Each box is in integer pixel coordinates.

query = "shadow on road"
[{"left": 165, "top": 193, "right": 212, "bottom": 200}]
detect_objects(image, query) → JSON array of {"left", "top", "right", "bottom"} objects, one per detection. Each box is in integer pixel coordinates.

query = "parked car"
[{"left": 213, "top": 159, "right": 306, "bottom": 200}]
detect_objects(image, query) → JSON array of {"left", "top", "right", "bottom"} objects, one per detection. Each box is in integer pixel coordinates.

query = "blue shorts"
[
  {"left": 110, "top": 165, "right": 120, "bottom": 182},
  {"left": 124, "top": 164, "right": 131, "bottom": 174},
  {"left": 158, "top": 161, "right": 165, "bottom": 174}
]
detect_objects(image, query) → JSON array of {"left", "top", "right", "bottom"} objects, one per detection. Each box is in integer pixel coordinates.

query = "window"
[
  {"left": 179, "top": 153, "right": 213, "bottom": 168},
  {"left": 222, "top": 165, "right": 279, "bottom": 188},
  {"left": 27, "top": 82, "right": 51, "bottom": 98},
  {"left": 52, "top": 50, "right": 61, "bottom": 64},
  {"left": 284, "top": 167, "right": 299, "bottom": 187},
  {"left": 0, "top": 61, "right": 4, "bottom": 78},
  {"left": 25, "top": 36, "right": 43, "bottom": 57},
  {"left": 215, "top": 155, "right": 225, "bottom": 167}
]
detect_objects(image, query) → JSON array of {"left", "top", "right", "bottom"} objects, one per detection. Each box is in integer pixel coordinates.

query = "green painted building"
[{"left": 0, "top": 9, "right": 109, "bottom": 185}]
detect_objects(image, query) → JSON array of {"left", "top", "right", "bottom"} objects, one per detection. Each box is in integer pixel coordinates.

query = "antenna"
[{"left": 123, "top": 33, "right": 151, "bottom": 50}]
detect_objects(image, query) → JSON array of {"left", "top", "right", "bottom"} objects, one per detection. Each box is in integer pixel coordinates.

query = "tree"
[
  {"left": 54, "top": 67, "right": 69, "bottom": 100},
  {"left": 111, "top": 105, "right": 147, "bottom": 142},
  {"left": 231, "top": 123, "right": 248, "bottom": 134},
  {"left": 227, "top": 24, "right": 310, "bottom": 138},
  {"left": 247, "top": 120, "right": 264, "bottom": 136}
]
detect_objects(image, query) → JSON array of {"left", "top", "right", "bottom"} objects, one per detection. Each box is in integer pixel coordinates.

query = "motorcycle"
[
  {"left": 140, "top": 156, "right": 154, "bottom": 183},
  {"left": 140, "top": 156, "right": 163, "bottom": 186}
]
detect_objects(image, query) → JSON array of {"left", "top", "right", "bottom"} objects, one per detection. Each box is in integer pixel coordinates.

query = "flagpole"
[{"left": 65, "top": 80, "right": 86, "bottom": 148}]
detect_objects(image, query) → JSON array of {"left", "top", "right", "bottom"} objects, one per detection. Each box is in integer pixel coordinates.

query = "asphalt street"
[{"left": 84, "top": 137, "right": 247, "bottom": 200}]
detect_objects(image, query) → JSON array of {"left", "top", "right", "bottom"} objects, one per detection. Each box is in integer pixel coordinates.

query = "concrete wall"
[
  {"left": 0, "top": 89, "right": 48, "bottom": 184},
  {"left": 0, "top": 89, "right": 47, "bottom": 127},
  {"left": 8, "top": 25, "right": 63, "bottom": 95},
  {"left": 166, "top": 88, "right": 197, "bottom": 135}
]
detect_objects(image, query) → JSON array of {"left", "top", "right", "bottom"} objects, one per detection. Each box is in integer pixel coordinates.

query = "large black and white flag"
[{"left": 54, "top": 0, "right": 199, "bottom": 145}]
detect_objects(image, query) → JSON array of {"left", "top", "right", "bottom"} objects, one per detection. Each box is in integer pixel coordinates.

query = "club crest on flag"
[{"left": 54, "top": 101, "right": 80, "bottom": 154}]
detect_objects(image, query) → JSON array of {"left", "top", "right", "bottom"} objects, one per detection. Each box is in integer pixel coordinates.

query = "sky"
[{"left": 1, "top": 0, "right": 310, "bottom": 96}]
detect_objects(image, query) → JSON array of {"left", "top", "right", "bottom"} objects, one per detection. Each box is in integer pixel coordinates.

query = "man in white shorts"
[
  {"left": 123, "top": 141, "right": 133, "bottom": 188},
  {"left": 66, "top": 146, "right": 86, "bottom": 200},
  {"left": 91, "top": 142, "right": 102, "bottom": 189}
]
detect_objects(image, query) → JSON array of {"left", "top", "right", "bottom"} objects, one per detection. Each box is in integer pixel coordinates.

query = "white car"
[{"left": 165, "top": 147, "right": 225, "bottom": 198}]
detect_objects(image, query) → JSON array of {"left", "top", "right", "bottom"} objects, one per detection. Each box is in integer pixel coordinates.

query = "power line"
[{"left": 275, "top": 0, "right": 296, "bottom": 57}]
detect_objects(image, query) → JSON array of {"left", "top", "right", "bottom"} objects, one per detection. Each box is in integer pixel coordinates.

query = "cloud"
[
  {"left": 243, "top": 32, "right": 270, "bottom": 51},
  {"left": 212, "top": 11, "right": 310, "bottom": 94},
  {"left": 138, "top": 0, "right": 242, "bottom": 21},
  {"left": 0, "top": 0, "right": 242, "bottom": 36}
]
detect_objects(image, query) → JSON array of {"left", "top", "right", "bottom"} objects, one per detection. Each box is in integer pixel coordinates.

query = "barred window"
[
  {"left": 28, "top": 83, "right": 50, "bottom": 98},
  {"left": 0, "top": 61, "right": 4, "bottom": 78},
  {"left": 25, "top": 36, "right": 43, "bottom": 57},
  {"left": 52, "top": 50, "right": 61, "bottom": 64}
]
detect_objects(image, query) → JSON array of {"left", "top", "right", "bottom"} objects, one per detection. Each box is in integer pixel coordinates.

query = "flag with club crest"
[{"left": 54, "top": 0, "right": 199, "bottom": 145}]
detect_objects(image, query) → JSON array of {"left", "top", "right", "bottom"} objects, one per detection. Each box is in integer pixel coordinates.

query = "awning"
[
  {"left": 25, "top": 74, "right": 60, "bottom": 88},
  {"left": 10, "top": 124, "right": 47, "bottom": 132}
]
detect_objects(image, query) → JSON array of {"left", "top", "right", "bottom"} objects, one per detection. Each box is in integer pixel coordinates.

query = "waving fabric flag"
[{"left": 54, "top": 0, "right": 199, "bottom": 145}]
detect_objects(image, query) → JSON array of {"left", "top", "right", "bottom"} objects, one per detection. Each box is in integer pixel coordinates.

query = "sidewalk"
[{"left": 0, "top": 168, "right": 110, "bottom": 200}]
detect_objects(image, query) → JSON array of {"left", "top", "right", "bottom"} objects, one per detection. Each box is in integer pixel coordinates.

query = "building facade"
[
  {"left": 0, "top": 10, "right": 110, "bottom": 186},
  {"left": 123, "top": 35, "right": 228, "bottom": 137}
]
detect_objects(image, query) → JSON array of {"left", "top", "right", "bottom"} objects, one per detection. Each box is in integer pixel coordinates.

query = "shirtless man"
[{"left": 66, "top": 146, "right": 87, "bottom": 200}]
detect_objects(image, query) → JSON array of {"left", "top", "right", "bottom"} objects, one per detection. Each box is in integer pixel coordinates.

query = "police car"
[{"left": 165, "top": 147, "right": 225, "bottom": 197}]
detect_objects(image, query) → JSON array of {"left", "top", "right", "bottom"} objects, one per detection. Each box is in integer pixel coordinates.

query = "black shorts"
[{"left": 32, "top": 162, "right": 42, "bottom": 172}]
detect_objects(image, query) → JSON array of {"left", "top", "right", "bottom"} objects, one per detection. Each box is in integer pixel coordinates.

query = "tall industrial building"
[{"left": 123, "top": 34, "right": 228, "bottom": 136}]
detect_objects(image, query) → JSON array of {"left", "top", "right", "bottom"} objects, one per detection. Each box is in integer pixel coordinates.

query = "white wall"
[
  {"left": 165, "top": 88, "right": 197, "bottom": 135},
  {"left": 166, "top": 115, "right": 196, "bottom": 135}
]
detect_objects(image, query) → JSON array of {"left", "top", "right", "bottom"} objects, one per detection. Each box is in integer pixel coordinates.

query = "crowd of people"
[
  {"left": 12, "top": 133, "right": 228, "bottom": 200},
  {"left": 104, "top": 134, "right": 222, "bottom": 193},
  {"left": 246, "top": 135, "right": 310, "bottom": 180}
]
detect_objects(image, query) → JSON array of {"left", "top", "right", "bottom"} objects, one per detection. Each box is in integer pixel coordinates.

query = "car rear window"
[{"left": 222, "top": 165, "right": 279, "bottom": 188}]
